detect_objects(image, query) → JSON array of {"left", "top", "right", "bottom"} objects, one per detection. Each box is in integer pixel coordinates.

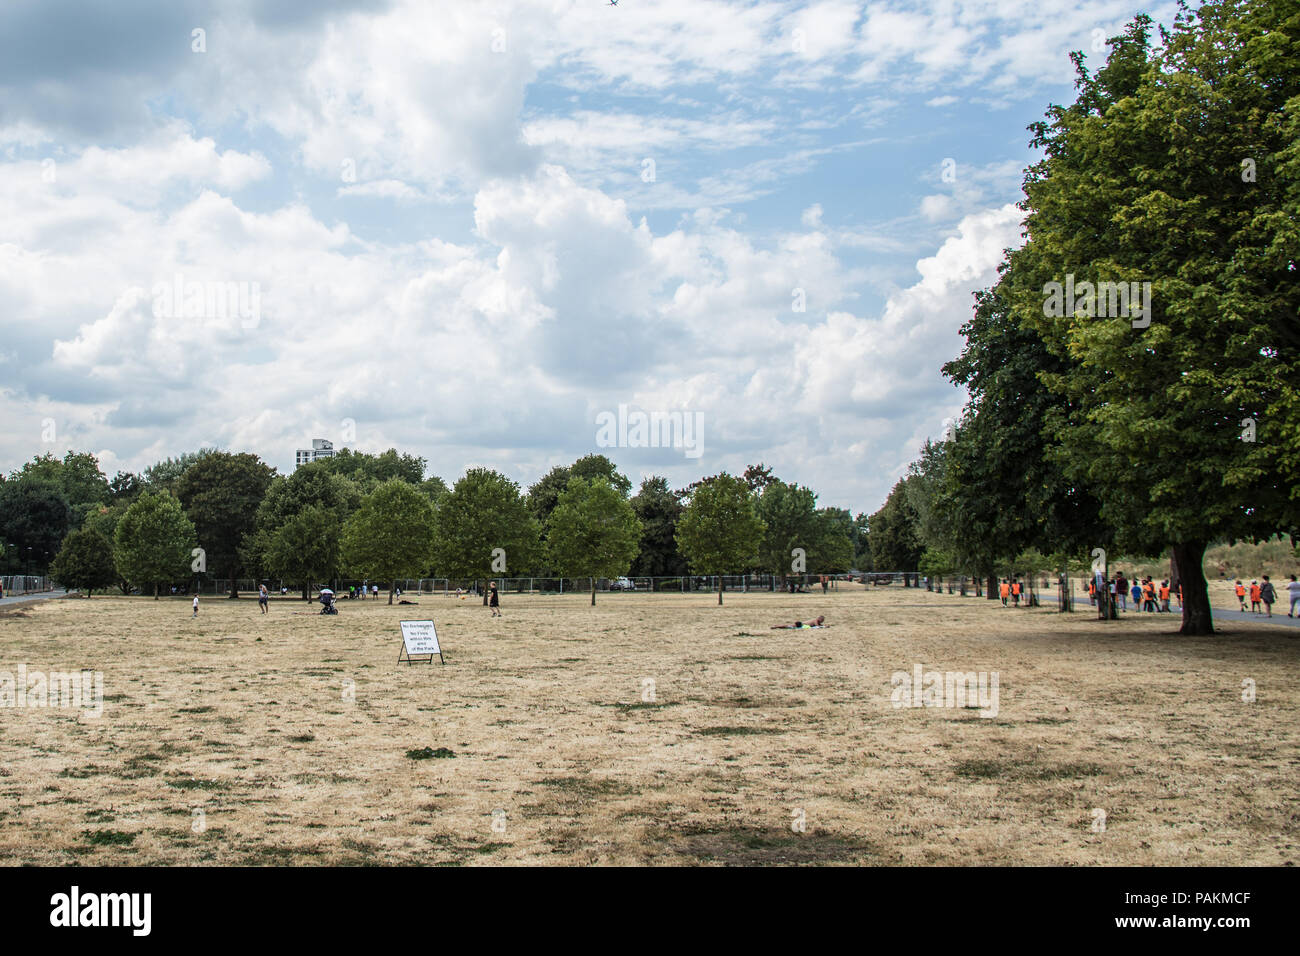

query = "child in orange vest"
[
  {"left": 1011, "top": 580, "right": 1021, "bottom": 607},
  {"left": 999, "top": 580, "right": 1010, "bottom": 606},
  {"left": 1249, "top": 581, "right": 1262, "bottom": 613},
  {"left": 1235, "top": 580, "right": 1247, "bottom": 611},
  {"left": 1159, "top": 581, "right": 1170, "bottom": 613}
]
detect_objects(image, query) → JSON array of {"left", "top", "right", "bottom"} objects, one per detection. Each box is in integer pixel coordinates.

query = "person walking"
[
  {"left": 999, "top": 579, "right": 1010, "bottom": 607},
  {"left": 1259, "top": 576, "right": 1276, "bottom": 618},
  {"left": 1159, "top": 580, "right": 1171, "bottom": 613},
  {"left": 258, "top": 583, "right": 269, "bottom": 614},
  {"left": 1130, "top": 579, "right": 1142, "bottom": 610},
  {"left": 1249, "top": 580, "right": 1262, "bottom": 614},
  {"left": 1235, "top": 580, "right": 1247, "bottom": 611},
  {"left": 192, "top": 594, "right": 200, "bottom": 619},
  {"left": 1116, "top": 572, "right": 1128, "bottom": 612},
  {"left": 489, "top": 581, "right": 501, "bottom": 617},
  {"left": 1012, "top": 579, "right": 1021, "bottom": 608},
  {"left": 1286, "top": 575, "right": 1300, "bottom": 618}
]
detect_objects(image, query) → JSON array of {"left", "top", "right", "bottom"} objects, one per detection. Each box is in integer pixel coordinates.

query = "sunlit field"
[{"left": 1, "top": 585, "right": 1296, "bottom": 866}]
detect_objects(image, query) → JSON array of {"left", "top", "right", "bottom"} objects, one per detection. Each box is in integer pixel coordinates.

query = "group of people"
[
  {"left": 997, "top": 579, "right": 1031, "bottom": 607},
  {"left": 1084, "top": 572, "right": 1177, "bottom": 613},
  {"left": 1233, "top": 576, "right": 1298, "bottom": 618},
  {"left": 1110, "top": 574, "right": 1177, "bottom": 613}
]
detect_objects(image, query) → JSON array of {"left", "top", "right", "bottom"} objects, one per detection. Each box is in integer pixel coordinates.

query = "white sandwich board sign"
[{"left": 399, "top": 620, "right": 443, "bottom": 665}]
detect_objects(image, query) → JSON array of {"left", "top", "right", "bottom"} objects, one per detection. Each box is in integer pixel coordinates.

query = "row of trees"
[
  {"left": 868, "top": 1, "right": 1300, "bottom": 634},
  {"left": 10, "top": 447, "right": 871, "bottom": 605}
]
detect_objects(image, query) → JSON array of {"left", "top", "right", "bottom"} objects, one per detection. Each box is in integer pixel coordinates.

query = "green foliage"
[
  {"left": 994, "top": 1, "right": 1300, "bottom": 632},
  {"left": 527, "top": 454, "right": 631, "bottom": 530},
  {"left": 176, "top": 452, "right": 275, "bottom": 587},
  {"left": 241, "top": 464, "right": 361, "bottom": 582},
  {"left": 260, "top": 505, "right": 338, "bottom": 594},
  {"left": 113, "top": 492, "right": 197, "bottom": 596},
  {"left": 14, "top": 451, "right": 110, "bottom": 525},
  {"left": 630, "top": 476, "right": 687, "bottom": 576},
  {"left": 545, "top": 477, "right": 643, "bottom": 592},
  {"left": 676, "top": 473, "right": 766, "bottom": 576},
  {"left": 866, "top": 480, "right": 923, "bottom": 571},
  {"left": 341, "top": 480, "right": 437, "bottom": 601},
  {"left": 141, "top": 449, "right": 219, "bottom": 493},
  {"left": 432, "top": 468, "right": 540, "bottom": 578},
  {"left": 310, "top": 448, "right": 428, "bottom": 490},
  {"left": 0, "top": 476, "right": 73, "bottom": 571},
  {"left": 755, "top": 480, "right": 817, "bottom": 573},
  {"left": 50, "top": 527, "right": 117, "bottom": 595},
  {"left": 813, "top": 506, "right": 855, "bottom": 572}
]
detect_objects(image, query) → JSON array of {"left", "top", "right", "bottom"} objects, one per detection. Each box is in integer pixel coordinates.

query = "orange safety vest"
[
  {"left": 1012, "top": 582, "right": 1021, "bottom": 596},
  {"left": 1143, "top": 583, "right": 1154, "bottom": 598},
  {"left": 1159, "top": 585, "right": 1170, "bottom": 600},
  {"left": 1236, "top": 584, "right": 1246, "bottom": 597},
  {"left": 1250, "top": 585, "right": 1261, "bottom": 601},
  {"left": 999, "top": 583, "right": 1009, "bottom": 597}
]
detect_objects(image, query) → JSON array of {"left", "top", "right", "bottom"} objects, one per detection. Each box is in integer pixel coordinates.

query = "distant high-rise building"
[{"left": 295, "top": 438, "right": 335, "bottom": 468}]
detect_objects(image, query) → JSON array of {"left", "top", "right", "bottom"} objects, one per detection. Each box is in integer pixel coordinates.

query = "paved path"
[
  {"left": 1211, "top": 604, "right": 1300, "bottom": 629},
  {"left": 0, "top": 589, "right": 70, "bottom": 608}
]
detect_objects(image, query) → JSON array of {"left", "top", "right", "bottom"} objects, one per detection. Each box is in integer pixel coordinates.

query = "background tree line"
[{"left": 3, "top": 447, "right": 873, "bottom": 605}]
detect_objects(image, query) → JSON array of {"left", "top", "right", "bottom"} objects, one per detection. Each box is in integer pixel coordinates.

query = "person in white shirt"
[
  {"left": 192, "top": 595, "right": 200, "bottom": 619},
  {"left": 1287, "top": 575, "right": 1300, "bottom": 618}
]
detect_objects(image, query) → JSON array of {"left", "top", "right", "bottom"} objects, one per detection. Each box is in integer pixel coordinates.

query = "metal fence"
[
  {"left": 1, "top": 575, "right": 53, "bottom": 595},
  {"left": 920, "top": 573, "right": 1077, "bottom": 610}
]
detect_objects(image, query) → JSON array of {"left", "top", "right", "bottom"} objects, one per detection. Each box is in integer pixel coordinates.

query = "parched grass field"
[{"left": 1, "top": 586, "right": 1296, "bottom": 866}]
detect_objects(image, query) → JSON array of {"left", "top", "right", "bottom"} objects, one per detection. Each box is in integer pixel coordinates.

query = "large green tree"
[
  {"left": 341, "top": 480, "right": 437, "bottom": 604},
  {"left": 15, "top": 451, "right": 110, "bottom": 525},
  {"left": 941, "top": 285, "right": 1111, "bottom": 596},
  {"left": 113, "top": 492, "right": 197, "bottom": 599},
  {"left": 0, "top": 476, "right": 73, "bottom": 572},
  {"left": 241, "top": 464, "right": 361, "bottom": 598},
  {"left": 50, "top": 527, "right": 117, "bottom": 596},
  {"left": 866, "top": 480, "right": 923, "bottom": 572},
  {"left": 176, "top": 451, "right": 276, "bottom": 597},
  {"left": 432, "top": 468, "right": 540, "bottom": 587},
  {"left": 261, "top": 505, "right": 338, "bottom": 600},
  {"left": 756, "top": 480, "right": 820, "bottom": 579},
  {"left": 629, "top": 476, "right": 687, "bottom": 576},
  {"left": 546, "top": 477, "right": 643, "bottom": 605},
  {"left": 1003, "top": 3, "right": 1300, "bottom": 633},
  {"left": 675, "top": 473, "right": 766, "bottom": 604}
]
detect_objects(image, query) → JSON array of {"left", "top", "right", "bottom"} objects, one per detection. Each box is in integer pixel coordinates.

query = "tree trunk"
[
  {"left": 986, "top": 573, "right": 997, "bottom": 599},
  {"left": 591, "top": 581, "right": 596, "bottom": 606},
  {"left": 1173, "top": 540, "right": 1213, "bottom": 635},
  {"left": 717, "top": 579, "right": 723, "bottom": 605},
  {"left": 154, "top": 581, "right": 159, "bottom": 600},
  {"left": 389, "top": 581, "right": 394, "bottom": 605},
  {"left": 482, "top": 580, "right": 489, "bottom": 605},
  {"left": 301, "top": 583, "right": 309, "bottom": 602}
]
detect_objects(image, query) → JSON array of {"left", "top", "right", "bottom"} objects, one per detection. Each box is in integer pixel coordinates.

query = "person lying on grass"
[{"left": 771, "top": 615, "right": 827, "bottom": 629}]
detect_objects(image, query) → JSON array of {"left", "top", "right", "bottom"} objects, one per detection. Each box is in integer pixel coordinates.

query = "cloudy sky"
[{"left": 0, "top": 0, "right": 1175, "bottom": 514}]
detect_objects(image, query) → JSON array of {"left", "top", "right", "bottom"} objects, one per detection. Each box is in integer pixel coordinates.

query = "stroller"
[{"left": 318, "top": 588, "right": 339, "bottom": 615}]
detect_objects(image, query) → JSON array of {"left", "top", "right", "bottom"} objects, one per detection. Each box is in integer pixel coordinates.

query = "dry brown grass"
[{"left": 1, "top": 586, "right": 1296, "bottom": 866}]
